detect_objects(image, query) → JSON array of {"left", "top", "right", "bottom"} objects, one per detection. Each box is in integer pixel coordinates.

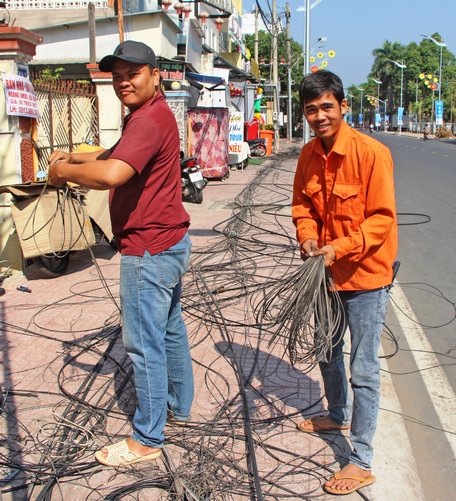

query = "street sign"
[
  {"left": 397, "top": 107, "right": 404, "bottom": 126},
  {"left": 435, "top": 100, "right": 444, "bottom": 125}
]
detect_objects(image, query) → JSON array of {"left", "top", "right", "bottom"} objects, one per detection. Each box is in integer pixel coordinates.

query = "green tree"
[
  {"left": 244, "top": 31, "right": 304, "bottom": 88},
  {"left": 244, "top": 30, "right": 304, "bottom": 129},
  {"left": 367, "top": 34, "right": 456, "bottom": 122},
  {"left": 370, "top": 41, "right": 406, "bottom": 116}
]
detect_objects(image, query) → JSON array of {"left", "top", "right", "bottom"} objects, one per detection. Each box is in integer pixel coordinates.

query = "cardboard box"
[
  {"left": 0, "top": 184, "right": 96, "bottom": 259},
  {"left": 84, "top": 189, "right": 113, "bottom": 242}
]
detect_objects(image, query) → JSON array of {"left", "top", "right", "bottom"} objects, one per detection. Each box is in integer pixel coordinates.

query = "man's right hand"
[
  {"left": 48, "top": 150, "right": 71, "bottom": 167},
  {"left": 300, "top": 239, "right": 319, "bottom": 260}
]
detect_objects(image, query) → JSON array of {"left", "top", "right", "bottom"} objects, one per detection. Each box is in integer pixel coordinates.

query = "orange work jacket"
[{"left": 292, "top": 121, "right": 398, "bottom": 291}]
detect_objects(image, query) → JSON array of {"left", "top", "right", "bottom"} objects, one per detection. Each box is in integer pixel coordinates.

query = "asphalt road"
[{"left": 373, "top": 132, "right": 456, "bottom": 501}]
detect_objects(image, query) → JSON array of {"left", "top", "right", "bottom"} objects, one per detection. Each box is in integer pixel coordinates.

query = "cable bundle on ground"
[{"left": 259, "top": 255, "right": 344, "bottom": 366}]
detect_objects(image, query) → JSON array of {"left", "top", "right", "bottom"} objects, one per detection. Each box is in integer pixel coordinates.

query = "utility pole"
[
  {"left": 271, "top": 0, "right": 279, "bottom": 152},
  {"left": 303, "top": 0, "right": 311, "bottom": 143},
  {"left": 116, "top": 0, "right": 125, "bottom": 120},
  {"left": 272, "top": 0, "right": 278, "bottom": 86},
  {"left": 88, "top": 2, "right": 96, "bottom": 64},
  {"left": 254, "top": 7, "right": 259, "bottom": 64},
  {"left": 117, "top": 0, "right": 124, "bottom": 42},
  {"left": 286, "top": 2, "right": 292, "bottom": 142}
]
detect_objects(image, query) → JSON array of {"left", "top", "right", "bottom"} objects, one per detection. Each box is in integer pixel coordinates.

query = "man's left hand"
[
  {"left": 309, "top": 244, "right": 336, "bottom": 266},
  {"left": 48, "top": 162, "right": 66, "bottom": 187}
]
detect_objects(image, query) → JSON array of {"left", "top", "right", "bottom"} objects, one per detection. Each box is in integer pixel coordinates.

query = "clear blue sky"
[{"left": 259, "top": 0, "right": 456, "bottom": 88}]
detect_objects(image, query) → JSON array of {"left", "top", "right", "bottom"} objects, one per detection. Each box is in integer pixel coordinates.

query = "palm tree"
[{"left": 371, "top": 41, "right": 406, "bottom": 115}]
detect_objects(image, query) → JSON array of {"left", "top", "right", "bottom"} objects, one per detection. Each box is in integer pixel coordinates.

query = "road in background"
[{"left": 374, "top": 132, "right": 456, "bottom": 500}]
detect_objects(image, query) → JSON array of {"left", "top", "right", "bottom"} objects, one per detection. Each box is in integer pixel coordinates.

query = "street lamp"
[
  {"left": 303, "top": 0, "right": 311, "bottom": 143},
  {"left": 370, "top": 77, "right": 382, "bottom": 103},
  {"left": 297, "top": 0, "right": 324, "bottom": 143},
  {"left": 420, "top": 34, "right": 446, "bottom": 101},
  {"left": 367, "top": 95, "right": 388, "bottom": 131},
  {"left": 370, "top": 77, "right": 382, "bottom": 129},
  {"left": 387, "top": 59, "right": 407, "bottom": 134},
  {"left": 356, "top": 86, "right": 364, "bottom": 127}
]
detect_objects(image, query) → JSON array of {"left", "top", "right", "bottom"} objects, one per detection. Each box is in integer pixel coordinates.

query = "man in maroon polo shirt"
[{"left": 48, "top": 41, "right": 194, "bottom": 467}]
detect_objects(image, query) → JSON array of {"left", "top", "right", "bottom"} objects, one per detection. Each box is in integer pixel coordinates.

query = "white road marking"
[
  {"left": 372, "top": 343, "right": 425, "bottom": 500},
  {"left": 389, "top": 285, "right": 456, "bottom": 457}
]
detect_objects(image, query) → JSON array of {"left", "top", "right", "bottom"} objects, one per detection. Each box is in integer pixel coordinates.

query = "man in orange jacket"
[{"left": 292, "top": 71, "right": 398, "bottom": 496}]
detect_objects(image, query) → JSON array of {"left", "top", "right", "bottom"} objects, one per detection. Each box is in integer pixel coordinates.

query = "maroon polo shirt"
[{"left": 108, "top": 91, "right": 190, "bottom": 256}]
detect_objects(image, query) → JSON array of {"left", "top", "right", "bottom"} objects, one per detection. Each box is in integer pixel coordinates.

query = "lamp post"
[
  {"left": 421, "top": 34, "right": 446, "bottom": 101},
  {"left": 356, "top": 86, "right": 364, "bottom": 127},
  {"left": 367, "top": 95, "right": 387, "bottom": 131},
  {"left": 303, "top": 0, "right": 311, "bottom": 143},
  {"left": 387, "top": 59, "right": 407, "bottom": 134},
  {"left": 421, "top": 34, "right": 446, "bottom": 131},
  {"left": 297, "top": 0, "right": 324, "bottom": 143},
  {"left": 371, "top": 77, "right": 382, "bottom": 129}
]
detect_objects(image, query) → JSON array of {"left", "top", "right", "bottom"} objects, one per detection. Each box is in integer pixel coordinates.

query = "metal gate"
[{"left": 32, "top": 78, "right": 100, "bottom": 172}]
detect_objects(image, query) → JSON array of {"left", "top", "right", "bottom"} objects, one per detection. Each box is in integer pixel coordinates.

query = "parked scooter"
[
  {"left": 228, "top": 141, "right": 250, "bottom": 171},
  {"left": 247, "top": 138, "right": 267, "bottom": 157},
  {"left": 181, "top": 154, "right": 207, "bottom": 204}
]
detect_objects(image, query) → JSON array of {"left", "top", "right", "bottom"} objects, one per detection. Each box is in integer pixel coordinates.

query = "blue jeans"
[
  {"left": 319, "top": 287, "right": 389, "bottom": 470},
  {"left": 120, "top": 233, "right": 194, "bottom": 448}
]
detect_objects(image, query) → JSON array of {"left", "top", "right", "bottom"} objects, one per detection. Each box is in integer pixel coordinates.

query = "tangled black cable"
[
  {"left": 256, "top": 256, "right": 344, "bottom": 366},
  {"left": 4, "top": 155, "right": 447, "bottom": 500},
  {"left": 16, "top": 183, "right": 91, "bottom": 259}
]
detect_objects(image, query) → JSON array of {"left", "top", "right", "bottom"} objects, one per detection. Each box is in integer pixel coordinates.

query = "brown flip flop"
[
  {"left": 296, "top": 415, "right": 350, "bottom": 433},
  {"left": 324, "top": 472, "right": 376, "bottom": 495}
]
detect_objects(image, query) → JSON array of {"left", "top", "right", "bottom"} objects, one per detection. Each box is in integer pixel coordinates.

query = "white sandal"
[{"left": 94, "top": 439, "right": 162, "bottom": 467}]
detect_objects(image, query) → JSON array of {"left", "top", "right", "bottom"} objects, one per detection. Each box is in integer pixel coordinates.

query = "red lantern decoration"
[
  {"left": 174, "top": 1, "right": 183, "bottom": 14},
  {"left": 182, "top": 4, "right": 192, "bottom": 18},
  {"left": 215, "top": 17, "right": 223, "bottom": 31},
  {"left": 161, "top": 0, "right": 172, "bottom": 10},
  {"left": 311, "top": 65, "right": 319, "bottom": 73},
  {"left": 198, "top": 10, "right": 209, "bottom": 24}
]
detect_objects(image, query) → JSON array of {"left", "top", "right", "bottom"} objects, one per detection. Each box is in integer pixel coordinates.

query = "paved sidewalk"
[{"left": 0, "top": 140, "right": 423, "bottom": 500}]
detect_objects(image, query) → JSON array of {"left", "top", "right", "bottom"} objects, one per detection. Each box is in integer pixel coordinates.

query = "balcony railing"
[
  {"left": 201, "top": 0, "right": 233, "bottom": 16},
  {"left": 8, "top": 1, "right": 108, "bottom": 8}
]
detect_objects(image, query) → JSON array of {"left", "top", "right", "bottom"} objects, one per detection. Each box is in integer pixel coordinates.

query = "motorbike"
[
  {"left": 228, "top": 142, "right": 250, "bottom": 171},
  {"left": 181, "top": 155, "right": 207, "bottom": 204},
  {"left": 246, "top": 138, "right": 267, "bottom": 157}
]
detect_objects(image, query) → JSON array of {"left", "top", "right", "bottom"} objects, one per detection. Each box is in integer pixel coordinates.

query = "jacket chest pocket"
[
  {"left": 304, "top": 181, "right": 325, "bottom": 214},
  {"left": 331, "top": 183, "right": 363, "bottom": 217}
]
